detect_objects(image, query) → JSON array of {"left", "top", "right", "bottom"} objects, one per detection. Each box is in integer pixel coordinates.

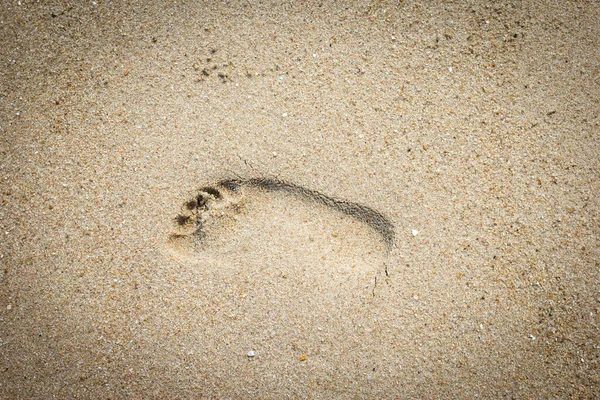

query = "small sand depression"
[{"left": 166, "top": 178, "right": 393, "bottom": 296}]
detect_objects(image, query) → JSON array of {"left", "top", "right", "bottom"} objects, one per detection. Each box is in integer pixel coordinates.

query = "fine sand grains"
[{"left": 1, "top": 1, "right": 599, "bottom": 398}]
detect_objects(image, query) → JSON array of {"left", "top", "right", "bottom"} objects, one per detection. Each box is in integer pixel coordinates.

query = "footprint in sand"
[{"left": 167, "top": 177, "right": 394, "bottom": 279}]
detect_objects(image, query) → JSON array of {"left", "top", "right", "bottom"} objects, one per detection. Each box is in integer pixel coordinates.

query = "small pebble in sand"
[
  {"left": 247, "top": 351, "right": 255, "bottom": 358},
  {"left": 411, "top": 229, "right": 419, "bottom": 236}
]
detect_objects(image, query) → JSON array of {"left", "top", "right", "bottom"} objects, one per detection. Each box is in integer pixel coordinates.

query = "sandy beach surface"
[{"left": 1, "top": 1, "right": 598, "bottom": 398}]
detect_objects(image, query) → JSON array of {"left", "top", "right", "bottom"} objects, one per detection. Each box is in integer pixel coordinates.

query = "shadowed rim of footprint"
[
  {"left": 221, "top": 177, "right": 395, "bottom": 248},
  {"left": 170, "top": 177, "right": 395, "bottom": 251}
]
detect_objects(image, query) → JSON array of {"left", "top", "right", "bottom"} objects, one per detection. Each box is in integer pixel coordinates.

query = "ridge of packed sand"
[{"left": 1, "top": 1, "right": 598, "bottom": 398}]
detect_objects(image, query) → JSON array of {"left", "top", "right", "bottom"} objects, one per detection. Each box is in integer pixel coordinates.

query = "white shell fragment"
[
  {"left": 411, "top": 229, "right": 419, "bottom": 236},
  {"left": 247, "top": 351, "right": 255, "bottom": 357}
]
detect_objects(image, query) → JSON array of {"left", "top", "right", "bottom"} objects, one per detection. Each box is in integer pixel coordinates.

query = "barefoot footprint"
[{"left": 167, "top": 177, "right": 394, "bottom": 263}]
